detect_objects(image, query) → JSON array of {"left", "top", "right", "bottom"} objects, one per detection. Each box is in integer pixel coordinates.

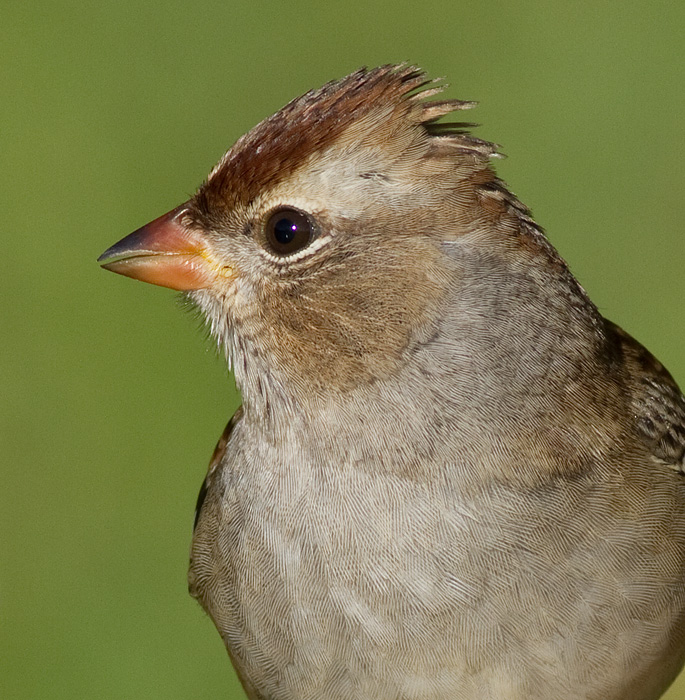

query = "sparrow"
[{"left": 99, "top": 66, "right": 685, "bottom": 700}]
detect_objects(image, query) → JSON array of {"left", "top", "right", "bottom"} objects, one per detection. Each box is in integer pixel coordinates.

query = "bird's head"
[{"left": 99, "top": 66, "right": 512, "bottom": 412}]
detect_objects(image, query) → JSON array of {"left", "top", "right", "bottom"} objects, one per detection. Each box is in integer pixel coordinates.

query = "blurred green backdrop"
[{"left": 2, "top": 1, "right": 684, "bottom": 698}]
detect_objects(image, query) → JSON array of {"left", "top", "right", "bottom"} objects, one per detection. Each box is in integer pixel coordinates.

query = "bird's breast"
[{"left": 189, "top": 439, "right": 685, "bottom": 700}]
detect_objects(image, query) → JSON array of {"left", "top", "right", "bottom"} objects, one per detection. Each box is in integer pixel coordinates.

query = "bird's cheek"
[{"left": 98, "top": 205, "right": 234, "bottom": 291}]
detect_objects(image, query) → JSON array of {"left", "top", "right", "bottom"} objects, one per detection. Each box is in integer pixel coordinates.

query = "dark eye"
[{"left": 264, "top": 208, "right": 315, "bottom": 256}]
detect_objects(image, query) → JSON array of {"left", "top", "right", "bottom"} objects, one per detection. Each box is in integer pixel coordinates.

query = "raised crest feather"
[{"left": 193, "top": 65, "right": 497, "bottom": 224}]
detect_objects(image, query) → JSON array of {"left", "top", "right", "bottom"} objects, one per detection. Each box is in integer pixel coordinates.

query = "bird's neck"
[{"left": 232, "top": 226, "right": 622, "bottom": 489}]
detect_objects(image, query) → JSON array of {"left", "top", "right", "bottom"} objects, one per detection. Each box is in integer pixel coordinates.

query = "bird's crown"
[{"left": 193, "top": 65, "right": 497, "bottom": 226}]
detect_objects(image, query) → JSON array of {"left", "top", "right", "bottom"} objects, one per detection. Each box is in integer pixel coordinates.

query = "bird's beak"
[{"left": 98, "top": 205, "right": 220, "bottom": 291}]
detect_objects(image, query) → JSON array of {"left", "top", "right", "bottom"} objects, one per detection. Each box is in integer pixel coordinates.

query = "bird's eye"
[{"left": 264, "top": 208, "right": 315, "bottom": 256}]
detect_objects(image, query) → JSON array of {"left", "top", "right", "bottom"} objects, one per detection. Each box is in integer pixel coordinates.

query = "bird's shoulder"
[
  {"left": 193, "top": 405, "right": 244, "bottom": 531},
  {"left": 608, "top": 320, "right": 685, "bottom": 473}
]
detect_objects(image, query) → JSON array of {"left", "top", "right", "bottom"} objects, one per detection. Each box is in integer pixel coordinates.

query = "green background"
[{"left": 3, "top": 1, "right": 684, "bottom": 698}]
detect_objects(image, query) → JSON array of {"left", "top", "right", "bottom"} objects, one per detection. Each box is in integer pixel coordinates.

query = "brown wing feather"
[
  {"left": 608, "top": 320, "right": 685, "bottom": 472},
  {"left": 193, "top": 406, "right": 244, "bottom": 530}
]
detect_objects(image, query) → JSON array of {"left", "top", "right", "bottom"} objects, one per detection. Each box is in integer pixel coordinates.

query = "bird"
[{"left": 98, "top": 65, "right": 685, "bottom": 700}]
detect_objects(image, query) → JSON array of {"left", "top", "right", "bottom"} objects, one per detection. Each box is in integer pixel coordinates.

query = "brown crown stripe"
[{"left": 191, "top": 65, "right": 493, "bottom": 226}]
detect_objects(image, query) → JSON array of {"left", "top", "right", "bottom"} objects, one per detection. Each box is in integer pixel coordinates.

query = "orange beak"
[{"left": 98, "top": 205, "right": 220, "bottom": 291}]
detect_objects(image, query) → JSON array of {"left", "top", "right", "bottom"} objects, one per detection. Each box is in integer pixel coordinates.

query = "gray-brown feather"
[{"left": 186, "top": 66, "right": 685, "bottom": 700}]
